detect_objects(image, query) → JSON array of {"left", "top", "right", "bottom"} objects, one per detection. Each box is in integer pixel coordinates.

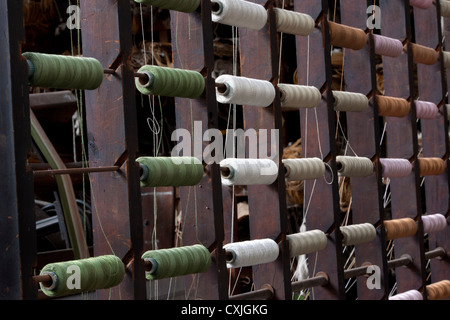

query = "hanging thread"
[
  {"left": 328, "top": 21, "right": 367, "bottom": 51},
  {"left": 376, "top": 95, "right": 410, "bottom": 118},
  {"left": 415, "top": 100, "right": 439, "bottom": 119},
  {"left": 224, "top": 238, "right": 279, "bottom": 268},
  {"left": 135, "top": 65, "right": 205, "bottom": 98},
  {"left": 336, "top": 156, "right": 374, "bottom": 177},
  {"left": 408, "top": 43, "right": 439, "bottom": 65},
  {"left": 137, "top": 156, "right": 204, "bottom": 187},
  {"left": 372, "top": 34, "right": 404, "bottom": 58},
  {"left": 141, "top": 244, "right": 211, "bottom": 280},
  {"left": 332, "top": 91, "right": 369, "bottom": 112},
  {"left": 220, "top": 158, "right": 279, "bottom": 186},
  {"left": 409, "top": 0, "right": 433, "bottom": 9},
  {"left": 134, "top": 0, "right": 200, "bottom": 13},
  {"left": 278, "top": 84, "right": 321, "bottom": 109},
  {"left": 384, "top": 218, "right": 418, "bottom": 240},
  {"left": 380, "top": 158, "right": 413, "bottom": 178},
  {"left": 427, "top": 280, "right": 450, "bottom": 300},
  {"left": 211, "top": 0, "right": 268, "bottom": 30},
  {"left": 417, "top": 157, "right": 446, "bottom": 176},
  {"left": 422, "top": 213, "right": 447, "bottom": 234},
  {"left": 273, "top": 8, "right": 315, "bottom": 36},
  {"left": 441, "top": 0, "right": 450, "bottom": 18},
  {"left": 340, "top": 223, "right": 377, "bottom": 246},
  {"left": 286, "top": 230, "right": 328, "bottom": 257},
  {"left": 215, "top": 75, "right": 276, "bottom": 107},
  {"left": 283, "top": 158, "right": 325, "bottom": 181},
  {"left": 389, "top": 290, "right": 423, "bottom": 300},
  {"left": 39, "top": 255, "right": 125, "bottom": 298},
  {"left": 23, "top": 52, "right": 103, "bottom": 90}
]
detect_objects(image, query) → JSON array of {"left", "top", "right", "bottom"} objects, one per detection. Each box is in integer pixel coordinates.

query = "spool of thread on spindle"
[
  {"left": 336, "top": 156, "right": 374, "bottom": 177},
  {"left": 224, "top": 238, "right": 279, "bottom": 268},
  {"left": 283, "top": 158, "right": 325, "bottom": 181},
  {"left": 137, "top": 157, "right": 203, "bottom": 188},
  {"left": 39, "top": 255, "right": 125, "bottom": 298},
  {"left": 408, "top": 43, "right": 439, "bottom": 65},
  {"left": 286, "top": 230, "right": 328, "bottom": 257},
  {"left": 441, "top": 0, "right": 450, "bottom": 18},
  {"left": 427, "top": 280, "right": 450, "bottom": 300},
  {"left": 215, "top": 75, "right": 276, "bottom": 107},
  {"left": 417, "top": 157, "right": 446, "bottom": 176},
  {"left": 134, "top": 0, "right": 200, "bottom": 13},
  {"left": 380, "top": 158, "right": 413, "bottom": 178},
  {"left": 211, "top": 0, "right": 268, "bottom": 30},
  {"left": 415, "top": 100, "right": 439, "bottom": 119},
  {"left": 389, "top": 290, "right": 423, "bottom": 300},
  {"left": 220, "top": 158, "right": 279, "bottom": 186},
  {"left": 332, "top": 91, "right": 369, "bottom": 112},
  {"left": 409, "top": 0, "right": 433, "bottom": 9},
  {"left": 372, "top": 34, "right": 404, "bottom": 58},
  {"left": 384, "top": 218, "right": 418, "bottom": 240},
  {"left": 422, "top": 213, "right": 447, "bottom": 234},
  {"left": 23, "top": 52, "right": 104, "bottom": 90},
  {"left": 142, "top": 245, "right": 211, "bottom": 280},
  {"left": 328, "top": 21, "right": 367, "bottom": 51},
  {"left": 442, "top": 51, "right": 450, "bottom": 69},
  {"left": 273, "top": 8, "right": 315, "bottom": 36},
  {"left": 376, "top": 96, "right": 410, "bottom": 118},
  {"left": 340, "top": 223, "right": 377, "bottom": 246},
  {"left": 278, "top": 84, "right": 321, "bottom": 109},
  {"left": 446, "top": 105, "right": 450, "bottom": 121}
]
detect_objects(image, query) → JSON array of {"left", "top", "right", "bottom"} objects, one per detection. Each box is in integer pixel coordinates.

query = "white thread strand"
[
  {"left": 422, "top": 213, "right": 447, "bottom": 234},
  {"left": 211, "top": 0, "right": 268, "bottom": 30},
  {"left": 340, "top": 223, "right": 377, "bottom": 246},
  {"left": 389, "top": 290, "right": 423, "bottom": 300},
  {"left": 336, "top": 156, "right": 374, "bottom": 177},
  {"left": 332, "top": 91, "right": 369, "bottom": 112},
  {"left": 274, "top": 8, "right": 315, "bottom": 36},
  {"left": 224, "top": 238, "right": 279, "bottom": 268},
  {"left": 278, "top": 84, "right": 321, "bottom": 109},
  {"left": 220, "top": 158, "right": 279, "bottom": 186},
  {"left": 283, "top": 158, "right": 325, "bottom": 181},
  {"left": 286, "top": 230, "right": 327, "bottom": 257}
]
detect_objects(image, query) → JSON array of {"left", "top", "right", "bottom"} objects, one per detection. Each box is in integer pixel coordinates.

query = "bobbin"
[
  {"left": 335, "top": 156, "right": 374, "bottom": 177},
  {"left": 328, "top": 21, "right": 367, "bottom": 50},
  {"left": 211, "top": 0, "right": 268, "bottom": 30}
]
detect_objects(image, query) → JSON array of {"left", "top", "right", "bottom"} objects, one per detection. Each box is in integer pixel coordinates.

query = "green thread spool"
[
  {"left": 23, "top": 52, "right": 104, "bottom": 90},
  {"left": 135, "top": 65, "right": 205, "bottom": 98},
  {"left": 137, "top": 156, "right": 204, "bottom": 187},
  {"left": 134, "top": 0, "right": 200, "bottom": 13},
  {"left": 142, "top": 245, "right": 211, "bottom": 280},
  {"left": 39, "top": 255, "right": 125, "bottom": 298}
]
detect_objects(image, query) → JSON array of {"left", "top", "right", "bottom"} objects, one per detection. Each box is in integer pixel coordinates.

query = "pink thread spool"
[
  {"left": 380, "top": 158, "right": 413, "bottom": 178},
  {"left": 415, "top": 100, "right": 438, "bottom": 119},
  {"left": 389, "top": 290, "right": 423, "bottom": 300},
  {"left": 422, "top": 213, "right": 447, "bottom": 234},
  {"left": 409, "top": 0, "right": 433, "bottom": 9},
  {"left": 373, "top": 34, "right": 403, "bottom": 58}
]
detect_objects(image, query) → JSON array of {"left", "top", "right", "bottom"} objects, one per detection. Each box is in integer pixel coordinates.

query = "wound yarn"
[
  {"left": 340, "top": 223, "right": 377, "bottom": 246},
  {"left": 427, "top": 280, "right": 450, "bottom": 300},
  {"left": 332, "top": 91, "right": 369, "bottom": 112},
  {"left": 274, "top": 8, "right": 315, "bottom": 36},
  {"left": 137, "top": 156, "right": 204, "bottom": 188},
  {"left": 415, "top": 100, "right": 439, "bottom": 119},
  {"left": 442, "top": 51, "right": 450, "bottom": 68},
  {"left": 380, "top": 158, "right": 413, "bottom": 178},
  {"left": 328, "top": 21, "right": 367, "bottom": 50},
  {"left": 39, "top": 255, "right": 125, "bottom": 298},
  {"left": 211, "top": 0, "right": 268, "bottom": 30},
  {"left": 336, "top": 156, "right": 374, "bottom": 177},
  {"left": 278, "top": 84, "right": 321, "bottom": 109},
  {"left": 422, "top": 213, "right": 447, "bottom": 234},
  {"left": 136, "top": 65, "right": 205, "bottom": 98},
  {"left": 372, "top": 34, "right": 404, "bottom": 58},
  {"left": 215, "top": 75, "right": 276, "bottom": 107},
  {"left": 23, "top": 52, "right": 103, "bottom": 90},
  {"left": 286, "top": 230, "right": 328, "bottom": 257},
  {"left": 384, "top": 218, "right": 418, "bottom": 240},
  {"left": 283, "top": 158, "right": 325, "bottom": 181},
  {"left": 142, "top": 245, "right": 211, "bottom": 280},
  {"left": 220, "top": 158, "right": 279, "bottom": 186},
  {"left": 389, "top": 290, "right": 423, "bottom": 300},
  {"left": 224, "top": 238, "right": 279, "bottom": 268},
  {"left": 417, "top": 157, "right": 446, "bottom": 176},
  {"left": 408, "top": 43, "right": 439, "bottom": 65},
  {"left": 376, "top": 95, "right": 411, "bottom": 117},
  {"left": 134, "top": 0, "right": 200, "bottom": 13},
  {"left": 441, "top": 0, "right": 450, "bottom": 17},
  {"left": 409, "top": 0, "right": 433, "bottom": 9}
]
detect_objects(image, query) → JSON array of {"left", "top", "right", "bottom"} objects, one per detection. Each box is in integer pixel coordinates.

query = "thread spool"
[
  {"left": 215, "top": 75, "right": 276, "bottom": 107},
  {"left": 278, "top": 84, "right": 321, "bottom": 109},
  {"left": 336, "top": 156, "right": 374, "bottom": 177},
  {"left": 442, "top": 51, "right": 450, "bottom": 69},
  {"left": 372, "top": 34, "right": 404, "bottom": 58},
  {"left": 286, "top": 230, "right": 328, "bottom": 257},
  {"left": 142, "top": 245, "right": 211, "bottom": 280},
  {"left": 389, "top": 290, "right": 423, "bottom": 300},
  {"left": 376, "top": 95, "right": 410, "bottom": 118},
  {"left": 135, "top": 65, "right": 205, "bottom": 98},
  {"left": 447, "top": 105, "right": 450, "bottom": 121},
  {"left": 417, "top": 157, "right": 446, "bottom": 176},
  {"left": 273, "top": 8, "right": 315, "bottom": 36},
  {"left": 332, "top": 91, "right": 369, "bottom": 112},
  {"left": 380, "top": 158, "right": 413, "bottom": 178},
  {"left": 283, "top": 158, "right": 325, "bottom": 181},
  {"left": 415, "top": 100, "right": 439, "bottom": 119},
  {"left": 328, "top": 21, "right": 367, "bottom": 51},
  {"left": 39, "top": 255, "right": 125, "bottom": 297},
  {"left": 409, "top": 0, "right": 433, "bottom": 9},
  {"left": 384, "top": 218, "right": 418, "bottom": 240},
  {"left": 220, "top": 158, "right": 279, "bottom": 186},
  {"left": 224, "top": 238, "right": 279, "bottom": 268},
  {"left": 23, "top": 52, "right": 104, "bottom": 90},
  {"left": 134, "top": 0, "right": 200, "bottom": 13},
  {"left": 441, "top": 0, "right": 450, "bottom": 17},
  {"left": 340, "top": 223, "right": 377, "bottom": 246},
  {"left": 211, "top": 0, "right": 268, "bottom": 30},
  {"left": 408, "top": 43, "right": 439, "bottom": 65},
  {"left": 136, "top": 157, "right": 204, "bottom": 188},
  {"left": 427, "top": 280, "right": 450, "bottom": 300},
  {"left": 422, "top": 213, "right": 448, "bottom": 234}
]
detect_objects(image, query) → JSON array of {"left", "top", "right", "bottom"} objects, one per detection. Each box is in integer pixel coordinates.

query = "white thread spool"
[
  {"left": 441, "top": 0, "right": 450, "bottom": 17},
  {"left": 389, "top": 290, "right": 423, "bottom": 300},
  {"left": 220, "top": 158, "right": 279, "bottom": 186},
  {"left": 273, "top": 8, "right": 315, "bottom": 36},
  {"left": 215, "top": 75, "right": 276, "bottom": 107},
  {"left": 332, "top": 91, "right": 369, "bottom": 112},
  {"left": 336, "top": 156, "right": 374, "bottom": 177},
  {"left": 278, "top": 84, "right": 321, "bottom": 109},
  {"left": 283, "top": 158, "right": 325, "bottom": 181},
  {"left": 224, "top": 238, "right": 279, "bottom": 268},
  {"left": 286, "top": 230, "right": 328, "bottom": 257},
  {"left": 422, "top": 213, "right": 447, "bottom": 234},
  {"left": 211, "top": 0, "right": 268, "bottom": 30},
  {"left": 340, "top": 223, "right": 377, "bottom": 246}
]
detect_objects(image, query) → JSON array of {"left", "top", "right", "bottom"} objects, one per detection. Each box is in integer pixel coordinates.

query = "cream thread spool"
[
  {"left": 389, "top": 290, "right": 423, "bottom": 300},
  {"left": 273, "top": 8, "right": 315, "bottom": 36},
  {"left": 224, "top": 238, "right": 279, "bottom": 268},
  {"left": 220, "top": 158, "right": 279, "bottom": 186},
  {"left": 332, "top": 91, "right": 369, "bottom": 112},
  {"left": 336, "top": 156, "right": 374, "bottom": 177},
  {"left": 446, "top": 105, "right": 450, "bottom": 121},
  {"left": 340, "top": 223, "right": 377, "bottom": 246},
  {"left": 442, "top": 51, "right": 450, "bottom": 69},
  {"left": 278, "top": 84, "right": 321, "bottom": 109},
  {"left": 441, "top": 0, "right": 450, "bottom": 18},
  {"left": 283, "top": 158, "right": 325, "bottom": 181},
  {"left": 286, "top": 230, "right": 328, "bottom": 257},
  {"left": 422, "top": 213, "right": 447, "bottom": 234},
  {"left": 211, "top": 0, "right": 268, "bottom": 30}
]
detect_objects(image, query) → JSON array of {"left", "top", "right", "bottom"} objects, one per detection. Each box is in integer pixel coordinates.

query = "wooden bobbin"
[
  {"left": 417, "top": 157, "right": 446, "bottom": 176},
  {"left": 427, "top": 280, "right": 450, "bottom": 300},
  {"left": 376, "top": 96, "right": 411, "bottom": 118},
  {"left": 384, "top": 218, "right": 418, "bottom": 240},
  {"left": 407, "top": 43, "right": 439, "bottom": 65},
  {"left": 328, "top": 21, "right": 367, "bottom": 51}
]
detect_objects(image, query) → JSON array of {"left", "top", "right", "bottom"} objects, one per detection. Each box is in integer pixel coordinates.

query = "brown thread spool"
[
  {"left": 384, "top": 218, "right": 418, "bottom": 240},
  {"left": 427, "top": 280, "right": 450, "bottom": 300},
  {"left": 407, "top": 43, "right": 439, "bottom": 65},
  {"left": 376, "top": 96, "right": 410, "bottom": 117},
  {"left": 417, "top": 158, "right": 446, "bottom": 176},
  {"left": 328, "top": 21, "right": 367, "bottom": 51}
]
